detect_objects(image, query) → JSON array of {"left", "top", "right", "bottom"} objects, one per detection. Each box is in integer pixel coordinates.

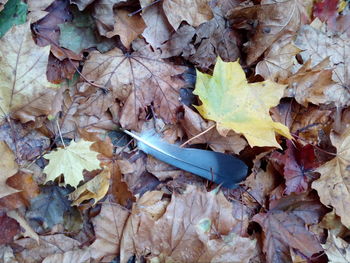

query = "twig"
[{"left": 180, "top": 124, "right": 216, "bottom": 148}]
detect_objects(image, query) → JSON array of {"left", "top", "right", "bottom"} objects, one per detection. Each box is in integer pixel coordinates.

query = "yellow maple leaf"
[
  {"left": 194, "top": 57, "right": 292, "bottom": 148},
  {"left": 312, "top": 128, "right": 350, "bottom": 228},
  {"left": 68, "top": 168, "right": 110, "bottom": 206},
  {"left": 43, "top": 140, "right": 101, "bottom": 188}
]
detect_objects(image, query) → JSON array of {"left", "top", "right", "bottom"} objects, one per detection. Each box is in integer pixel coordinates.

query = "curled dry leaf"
[
  {"left": 227, "top": 0, "right": 312, "bottom": 65},
  {"left": 294, "top": 25, "right": 350, "bottom": 107},
  {"left": 120, "top": 186, "right": 256, "bottom": 263},
  {"left": 162, "top": 0, "right": 213, "bottom": 29},
  {"left": 0, "top": 141, "right": 19, "bottom": 199},
  {"left": 312, "top": 127, "right": 350, "bottom": 228},
  {"left": 68, "top": 167, "right": 110, "bottom": 206},
  {"left": 253, "top": 194, "right": 326, "bottom": 263},
  {"left": 0, "top": 22, "right": 58, "bottom": 123},
  {"left": 7, "top": 210, "right": 39, "bottom": 243},
  {"left": 81, "top": 42, "right": 186, "bottom": 130},
  {"left": 43, "top": 139, "right": 101, "bottom": 188}
]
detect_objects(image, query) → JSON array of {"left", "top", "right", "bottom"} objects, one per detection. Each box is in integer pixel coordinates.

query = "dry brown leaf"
[
  {"left": 312, "top": 127, "right": 350, "bottom": 228},
  {"left": 120, "top": 186, "right": 256, "bottom": 263},
  {"left": 162, "top": 0, "right": 213, "bottom": 29},
  {"left": 294, "top": 25, "right": 350, "bottom": 107},
  {"left": 227, "top": 0, "right": 312, "bottom": 65},
  {"left": 140, "top": 0, "right": 173, "bottom": 48},
  {"left": 284, "top": 58, "right": 335, "bottom": 106},
  {"left": 181, "top": 106, "right": 247, "bottom": 154},
  {"left": 93, "top": 0, "right": 127, "bottom": 36},
  {"left": 0, "top": 22, "right": 58, "bottom": 123},
  {"left": 322, "top": 232, "right": 350, "bottom": 263},
  {"left": 106, "top": 8, "right": 146, "bottom": 48},
  {"left": 253, "top": 194, "right": 326, "bottom": 262},
  {"left": 255, "top": 34, "right": 301, "bottom": 81},
  {"left": 42, "top": 201, "right": 130, "bottom": 263},
  {"left": 81, "top": 42, "right": 186, "bottom": 130},
  {"left": 14, "top": 234, "right": 81, "bottom": 263},
  {"left": 0, "top": 142, "right": 19, "bottom": 199}
]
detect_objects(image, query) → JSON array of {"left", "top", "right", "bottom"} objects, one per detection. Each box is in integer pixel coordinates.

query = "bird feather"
[{"left": 123, "top": 130, "right": 248, "bottom": 188}]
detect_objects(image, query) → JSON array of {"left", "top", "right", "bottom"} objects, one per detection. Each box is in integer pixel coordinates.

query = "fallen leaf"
[
  {"left": 106, "top": 8, "right": 145, "bottom": 48},
  {"left": 227, "top": 0, "right": 312, "bottom": 65},
  {"left": 92, "top": 0, "right": 127, "bottom": 36},
  {"left": 120, "top": 186, "right": 257, "bottom": 263},
  {"left": 312, "top": 127, "right": 350, "bottom": 228},
  {"left": 284, "top": 58, "right": 335, "bottom": 106},
  {"left": 46, "top": 53, "right": 78, "bottom": 84},
  {"left": 0, "top": 22, "right": 58, "bottom": 122},
  {"left": 0, "top": 141, "right": 19, "bottom": 199},
  {"left": 42, "top": 200, "right": 129, "bottom": 263},
  {"left": 253, "top": 193, "right": 326, "bottom": 262},
  {"left": 294, "top": 25, "right": 350, "bottom": 107},
  {"left": 0, "top": 0, "right": 27, "bottom": 38},
  {"left": 68, "top": 167, "right": 110, "bottom": 206},
  {"left": 43, "top": 139, "right": 101, "bottom": 187},
  {"left": 322, "top": 232, "right": 350, "bottom": 263},
  {"left": 14, "top": 234, "right": 81, "bottom": 263},
  {"left": 59, "top": 6, "right": 116, "bottom": 54},
  {"left": 162, "top": 0, "right": 213, "bottom": 29},
  {"left": 255, "top": 34, "right": 301, "bottom": 81},
  {"left": 0, "top": 245, "right": 17, "bottom": 263},
  {"left": 194, "top": 57, "right": 291, "bottom": 148},
  {"left": 0, "top": 212, "right": 20, "bottom": 245},
  {"left": 7, "top": 210, "right": 39, "bottom": 243},
  {"left": 27, "top": 0, "right": 55, "bottom": 22},
  {"left": 181, "top": 106, "right": 247, "bottom": 154},
  {"left": 81, "top": 41, "right": 186, "bottom": 130},
  {"left": 271, "top": 140, "right": 319, "bottom": 195},
  {"left": 25, "top": 185, "right": 78, "bottom": 231},
  {"left": 0, "top": 171, "right": 40, "bottom": 211},
  {"left": 140, "top": 0, "right": 173, "bottom": 48}
]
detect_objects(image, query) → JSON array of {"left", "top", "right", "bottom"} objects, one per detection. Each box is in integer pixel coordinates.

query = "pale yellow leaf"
[
  {"left": 0, "top": 141, "right": 19, "bottom": 199},
  {"left": 43, "top": 140, "right": 101, "bottom": 188},
  {"left": 194, "top": 57, "right": 292, "bottom": 148},
  {"left": 68, "top": 167, "right": 110, "bottom": 206}
]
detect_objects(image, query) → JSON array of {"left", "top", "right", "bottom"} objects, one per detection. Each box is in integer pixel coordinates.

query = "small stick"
[
  {"left": 128, "top": 0, "right": 162, "bottom": 16},
  {"left": 180, "top": 124, "right": 216, "bottom": 148},
  {"left": 56, "top": 119, "right": 66, "bottom": 148}
]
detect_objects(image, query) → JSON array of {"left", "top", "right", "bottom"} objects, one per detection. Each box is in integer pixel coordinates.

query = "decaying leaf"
[
  {"left": 194, "top": 58, "right": 291, "bottom": 148},
  {"left": 68, "top": 167, "right": 110, "bottom": 206},
  {"left": 0, "top": 22, "right": 58, "bottom": 122},
  {"left": 227, "top": 0, "right": 312, "bottom": 65},
  {"left": 294, "top": 24, "right": 350, "bottom": 107},
  {"left": 7, "top": 210, "right": 39, "bottom": 243},
  {"left": 0, "top": 141, "right": 19, "bottom": 199},
  {"left": 0, "top": 212, "right": 20, "bottom": 245},
  {"left": 81, "top": 42, "right": 186, "bottom": 130},
  {"left": 312, "top": 127, "right": 350, "bottom": 228},
  {"left": 43, "top": 139, "right": 101, "bottom": 187},
  {"left": 323, "top": 232, "right": 350, "bottom": 263},
  {"left": 253, "top": 194, "right": 326, "bottom": 262},
  {"left": 162, "top": 0, "right": 213, "bottom": 29},
  {"left": 120, "top": 186, "right": 257, "bottom": 263}
]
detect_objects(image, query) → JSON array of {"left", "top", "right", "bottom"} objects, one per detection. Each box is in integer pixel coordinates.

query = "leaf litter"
[{"left": 1, "top": 0, "right": 350, "bottom": 262}]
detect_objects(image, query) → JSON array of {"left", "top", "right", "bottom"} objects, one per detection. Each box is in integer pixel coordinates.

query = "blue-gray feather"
[{"left": 123, "top": 130, "right": 248, "bottom": 189}]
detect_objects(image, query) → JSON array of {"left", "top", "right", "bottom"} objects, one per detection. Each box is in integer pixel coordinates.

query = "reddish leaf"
[
  {"left": 0, "top": 212, "right": 20, "bottom": 245},
  {"left": 271, "top": 141, "right": 319, "bottom": 195}
]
